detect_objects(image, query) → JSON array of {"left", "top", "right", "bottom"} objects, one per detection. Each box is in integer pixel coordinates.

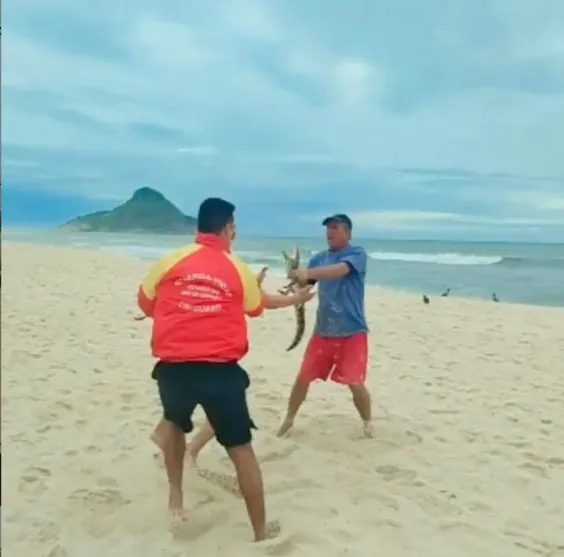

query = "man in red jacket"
[{"left": 137, "top": 197, "right": 314, "bottom": 541}]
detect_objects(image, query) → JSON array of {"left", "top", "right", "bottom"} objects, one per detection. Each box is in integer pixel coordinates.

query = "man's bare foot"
[
  {"left": 254, "top": 520, "right": 281, "bottom": 542},
  {"left": 185, "top": 443, "right": 199, "bottom": 469},
  {"left": 362, "top": 420, "right": 374, "bottom": 438},
  {"left": 168, "top": 486, "right": 184, "bottom": 519},
  {"left": 254, "top": 525, "right": 268, "bottom": 542},
  {"left": 276, "top": 417, "right": 294, "bottom": 437}
]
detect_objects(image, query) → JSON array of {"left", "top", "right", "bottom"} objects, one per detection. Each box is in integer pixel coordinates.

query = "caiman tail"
[{"left": 286, "top": 303, "right": 306, "bottom": 351}]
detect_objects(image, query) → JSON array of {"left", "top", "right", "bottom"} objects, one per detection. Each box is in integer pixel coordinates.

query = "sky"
[{"left": 3, "top": 0, "right": 564, "bottom": 241}]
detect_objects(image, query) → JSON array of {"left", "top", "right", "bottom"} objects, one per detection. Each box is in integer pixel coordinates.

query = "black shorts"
[{"left": 152, "top": 360, "right": 256, "bottom": 449}]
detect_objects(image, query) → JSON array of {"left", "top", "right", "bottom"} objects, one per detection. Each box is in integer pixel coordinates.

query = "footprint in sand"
[
  {"left": 67, "top": 486, "right": 132, "bottom": 512},
  {"left": 518, "top": 461, "right": 549, "bottom": 479},
  {"left": 416, "top": 493, "right": 462, "bottom": 517},
  {"left": 18, "top": 466, "right": 52, "bottom": 496},
  {"left": 196, "top": 467, "right": 315, "bottom": 511},
  {"left": 260, "top": 521, "right": 303, "bottom": 556},
  {"left": 267, "top": 477, "right": 323, "bottom": 495},
  {"left": 121, "top": 392, "right": 136, "bottom": 403},
  {"left": 44, "top": 542, "right": 69, "bottom": 557},
  {"left": 31, "top": 518, "right": 62, "bottom": 545},
  {"left": 375, "top": 427, "right": 423, "bottom": 449},
  {"left": 169, "top": 511, "right": 224, "bottom": 541},
  {"left": 259, "top": 444, "right": 299, "bottom": 464},
  {"left": 198, "top": 468, "right": 241, "bottom": 497},
  {"left": 375, "top": 464, "right": 417, "bottom": 483}
]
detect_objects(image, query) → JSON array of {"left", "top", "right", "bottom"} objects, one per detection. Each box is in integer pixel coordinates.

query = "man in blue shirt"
[{"left": 277, "top": 214, "right": 373, "bottom": 438}]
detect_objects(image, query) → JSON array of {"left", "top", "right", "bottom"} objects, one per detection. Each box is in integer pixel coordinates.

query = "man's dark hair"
[{"left": 197, "top": 197, "right": 235, "bottom": 234}]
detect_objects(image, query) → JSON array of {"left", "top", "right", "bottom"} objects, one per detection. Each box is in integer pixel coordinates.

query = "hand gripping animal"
[{"left": 279, "top": 247, "right": 307, "bottom": 351}]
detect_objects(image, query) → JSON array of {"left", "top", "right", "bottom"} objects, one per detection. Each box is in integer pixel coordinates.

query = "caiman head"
[
  {"left": 282, "top": 246, "right": 300, "bottom": 273},
  {"left": 280, "top": 246, "right": 300, "bottom": 294}
]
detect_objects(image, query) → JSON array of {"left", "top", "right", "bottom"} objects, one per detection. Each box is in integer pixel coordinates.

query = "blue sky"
[{"left": 3, "top": 0, "right": 564, "bottom": 240}]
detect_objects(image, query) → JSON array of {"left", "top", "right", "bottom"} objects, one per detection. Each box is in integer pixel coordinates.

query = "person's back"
[{"left": 139, "top": 234, "right": 262, "bottom": 363}]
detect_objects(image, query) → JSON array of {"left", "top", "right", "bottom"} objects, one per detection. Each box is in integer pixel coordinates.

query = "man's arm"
[
  {"left": 238, "top": 261, "right": 314, "bottom": 312},
  {"left": 262, "top": 288, "right": 314, "bottom": 309},
  {"left": 238, "top": 262, "right": 266, "bottom": 318},
  {"left": 306, "top": 263, "right": 350, "bottom": 281},
  {"left": 137, "top": 262, "right": 165, "bottom": 318},
  {"left": 293, "top": 247, "right": 367, "bottom": 282}
]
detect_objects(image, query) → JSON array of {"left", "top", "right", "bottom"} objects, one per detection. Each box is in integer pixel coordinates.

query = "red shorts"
[{"left": 298, "top": 333, "right": 368, "bottom": 385}]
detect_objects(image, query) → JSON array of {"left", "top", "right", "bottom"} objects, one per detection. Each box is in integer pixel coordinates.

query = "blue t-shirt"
[{"left": 308, "top": 245, "right": 368, "bottom": 337}]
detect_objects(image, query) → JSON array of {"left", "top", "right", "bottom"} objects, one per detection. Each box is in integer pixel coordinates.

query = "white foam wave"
[
  {"left": 247, "top": 263, "right": 287, "bottom": 278},
  {"left": 234, "top": 250, "right": 283, "bottom": 263},
  {"left": 98, "top": 244, "right": 169, "bottom": 259},
  {"left": 368, "top": 251, "right": 502, "bottom": 266}
]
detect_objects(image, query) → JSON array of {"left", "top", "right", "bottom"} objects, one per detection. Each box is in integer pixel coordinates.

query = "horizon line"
[{"left": 2, "top": 224, "right": 563, "bottom": 246}]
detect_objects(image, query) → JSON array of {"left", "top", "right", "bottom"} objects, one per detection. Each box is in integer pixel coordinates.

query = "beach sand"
[{"left": 2, "top": 242, "right": 564, "bottom": 557}]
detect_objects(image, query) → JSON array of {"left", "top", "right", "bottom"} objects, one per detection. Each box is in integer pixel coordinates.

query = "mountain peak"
[
  {"left": 131, "top": 187, "right": 166, "bottom": 202},
  {"left": 60, "top": 188, "right": 197, "bottom": 234}
]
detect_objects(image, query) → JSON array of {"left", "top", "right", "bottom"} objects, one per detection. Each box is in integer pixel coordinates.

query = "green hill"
[{"left": 60, "top": 188, "right": 197, "bottom": 234}]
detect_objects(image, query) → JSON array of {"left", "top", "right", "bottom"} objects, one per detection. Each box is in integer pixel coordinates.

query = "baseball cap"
[{"left": 322, "top": 213, "right": 353, "bottom": 229}]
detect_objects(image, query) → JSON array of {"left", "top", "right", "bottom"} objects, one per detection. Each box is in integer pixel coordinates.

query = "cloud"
[
  {"left": 344, "top": 210, "right": 564, "bottom": 231},
  {"left": 3, "top": 0, "right": 564, "bottom": 240},
  {"left": 176, "top": 145, "right": 218, "bottom": 156},
  {"left": 506, "top": 191, "right": 564, "bottom": 212}
]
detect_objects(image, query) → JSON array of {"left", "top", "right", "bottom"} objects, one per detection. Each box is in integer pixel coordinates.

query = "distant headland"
[{"left": 60, "top": 187, "right": 197, "bottom": 234}]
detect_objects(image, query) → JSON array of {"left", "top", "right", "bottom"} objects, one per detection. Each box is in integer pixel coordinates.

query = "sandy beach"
[{"left": 2, "top": 242, "right": 564, "bottom": 557}]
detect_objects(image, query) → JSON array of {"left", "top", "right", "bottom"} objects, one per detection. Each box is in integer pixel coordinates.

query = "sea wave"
[
  {"left": 496, "top": 256, "right": 564, "bottom": 269},
  {"left": 99, "top": 244, "right": 169, "bottom": 260},
  {"left": 247, "top": 263, "right": 287, "bottom": 278},
  {"left": 235, "top": 251, "right": 286, "bottom": 264},
  {"left": 91, "top": 240, "right": 564, "bottom": 272},
  {"left": 368, "top": 251, "right": 502, "bottom": 266}
]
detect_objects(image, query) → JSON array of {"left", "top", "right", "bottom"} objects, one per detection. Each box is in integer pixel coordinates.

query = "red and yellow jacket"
[{"left": 137, "top": 233, "right": 264, "bottom": 362}]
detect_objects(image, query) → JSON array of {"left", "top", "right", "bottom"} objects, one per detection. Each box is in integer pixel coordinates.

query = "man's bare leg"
[
  {"left": 152, "top": 418, "right": 216, "bottom": 465},
  {"left": 186, "top": 420, "right": 215, "bottom": 464},
  {"left": 227, "top": 443, "right": 267, "bottom": 541},
  {"left": 150, "top": 417, "right": 171, "bottom": 451},
  {"left": 349, "top": 384, "right": 373, "bottom": 437},
  {"left": 162, "top": 422, "right": 186, "bottom": 517},
  {"left": 277, "top": 377, "right": 310, "bottom": 436}
]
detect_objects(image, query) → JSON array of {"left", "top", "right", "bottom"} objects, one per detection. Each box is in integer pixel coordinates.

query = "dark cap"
[{"left": 322, "top": 213, "right": 353, "bottom": 229}]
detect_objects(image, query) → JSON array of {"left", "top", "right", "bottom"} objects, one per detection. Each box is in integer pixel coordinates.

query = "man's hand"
[
  {"left": 288, "top": 267, "right": 308, "bottom": 285},
  {"left": 256, "top": 266, "right": 269, "bottom": 286},
  {"left": 293, "top": 285, "right": 316, "bottom": 304}
]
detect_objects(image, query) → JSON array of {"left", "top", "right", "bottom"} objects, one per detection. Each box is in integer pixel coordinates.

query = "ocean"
[{"left": 4, "top": 227, "right": 564, "bottom": 307}]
